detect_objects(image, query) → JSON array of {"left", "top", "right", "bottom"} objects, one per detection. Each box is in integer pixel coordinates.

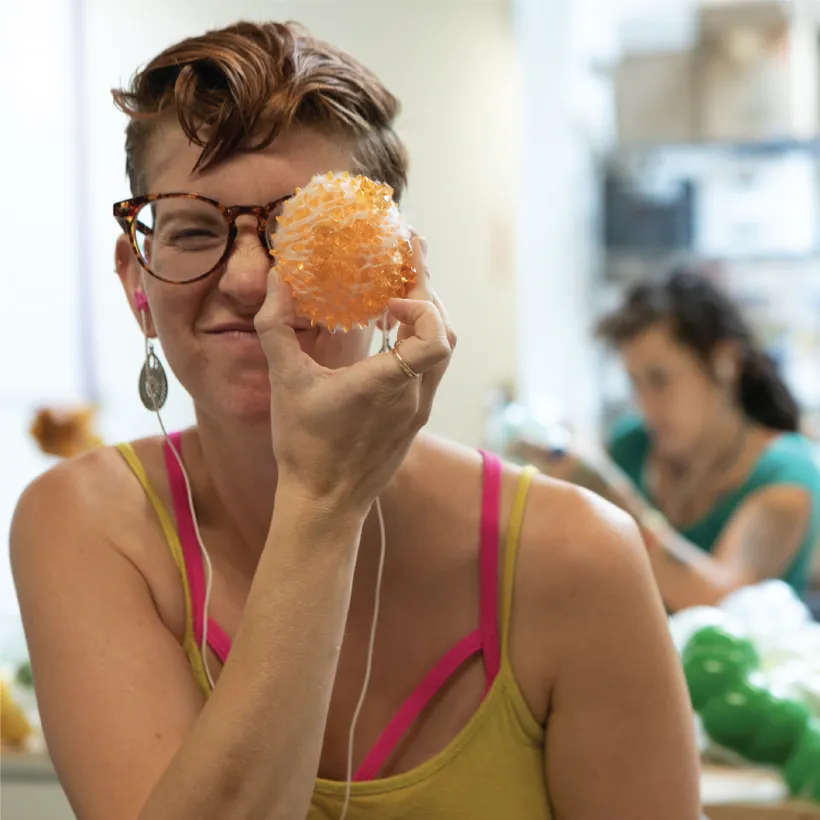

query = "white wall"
[
  {"left": 0, "top": 1, "right": 517, "bottom": 653},
  {"left": 512, "top": 0, "right": 614, "bottom": 435},
  {"left": 0, "top": 0, "right": 83, "bottom": 661}
]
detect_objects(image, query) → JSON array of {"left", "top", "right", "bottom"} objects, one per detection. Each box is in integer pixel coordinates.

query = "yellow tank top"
[{"left": 117, "top": 443, "right": 552, "bottom": 819}]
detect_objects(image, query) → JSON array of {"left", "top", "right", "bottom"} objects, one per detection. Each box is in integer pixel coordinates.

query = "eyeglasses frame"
[{"left": 112, "top": 192, "right": 294, "bottom": 284}]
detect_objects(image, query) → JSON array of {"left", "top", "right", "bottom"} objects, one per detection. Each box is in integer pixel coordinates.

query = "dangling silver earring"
[
  {"left": 139, "top": 341, "right": 168, "bottom": 411},
  {"left": 133, "top": 287, "right": 168, "bottom": 411}
]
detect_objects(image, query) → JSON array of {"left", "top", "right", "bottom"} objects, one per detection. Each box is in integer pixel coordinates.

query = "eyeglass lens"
[{"left": 133, "top": 198, "right": 285, "bottom": 282}]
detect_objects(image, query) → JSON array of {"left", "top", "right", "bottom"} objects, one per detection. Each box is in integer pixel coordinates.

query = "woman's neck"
[
  {"left": 187, "top": 408, "right": 399, "bottom": 570},
  {"left": 667, "top": 404, "right": 749, "bottom": 479},
  {"left": 191, "top": 409, "right": 280, "bottom": 558}
]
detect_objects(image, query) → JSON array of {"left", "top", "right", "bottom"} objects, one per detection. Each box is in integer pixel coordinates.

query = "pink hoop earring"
[{"left": 134, "top": 287, "right": 149, "bottom": 313}]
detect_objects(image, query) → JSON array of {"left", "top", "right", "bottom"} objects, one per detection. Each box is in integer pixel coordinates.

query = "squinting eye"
[
  {"left": 157, "top": 225, "right": 226, "bottom": 250},
  {"left": 172, "top": 229, "right": 219, "bottom": 240}
]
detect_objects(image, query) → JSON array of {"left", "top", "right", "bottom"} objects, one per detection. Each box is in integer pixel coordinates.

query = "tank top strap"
[
  {"left": 162, "top": 433, "right": 206, "bottom": 641},
  {"left": 162, "top": 434, "right": 233, "bottom": 665},
  {"left": 115, "top": 441, "right": 211, "bottom": 699},
  {"left": 478, "top": 449, "right": 503, "bottom": 685},
  {"left": 500, "top": 466, "right": 538, "bottom": 660},
  {"left": 351, "top": 450, "right": 506, "bottom": 781}
]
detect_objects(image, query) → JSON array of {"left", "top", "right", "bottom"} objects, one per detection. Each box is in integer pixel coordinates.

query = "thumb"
[
  {"left": 256, "top": 267, "right": 298, "bottom": 332},
  {"left": 254, "top": 268, "right": 307, "bottom": 387}
]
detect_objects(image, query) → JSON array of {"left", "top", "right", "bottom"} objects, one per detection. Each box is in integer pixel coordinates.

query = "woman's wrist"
[{"left": 273, "top": 480, "right": 371, "bottom": 534}]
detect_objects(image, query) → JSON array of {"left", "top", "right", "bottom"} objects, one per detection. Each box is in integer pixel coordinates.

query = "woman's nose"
[{"left": 218, "top": 230, "right": 270, "bottom": 309}]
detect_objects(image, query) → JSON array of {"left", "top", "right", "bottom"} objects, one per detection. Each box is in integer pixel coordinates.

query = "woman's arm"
[
  {"left": 12, "top": 240, "right": 453, "bottom": 820},
  {"left": 542, "top": 493, "right": 701, "bottom": 819},
  {"left": 641, "top": 486, "right": 812, "bottom": 611},
  {"left": 520, "top": 443, "right": 812, "bottom": 611},
  {"left": 583, "top": 444, "right": 812, "bottom": 610},
  {"left": 11, "top": 456, "right": 365, "bottom": 820}
]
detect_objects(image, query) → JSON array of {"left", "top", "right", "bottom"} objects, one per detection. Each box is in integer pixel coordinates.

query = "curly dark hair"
[{"left": 597, "top": 270, "right": 799, "bottom": 432}]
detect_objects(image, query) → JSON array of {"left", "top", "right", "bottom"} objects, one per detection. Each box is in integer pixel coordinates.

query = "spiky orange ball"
[{"left": 270, "top": 172, "right": 416, "bottom": 331}]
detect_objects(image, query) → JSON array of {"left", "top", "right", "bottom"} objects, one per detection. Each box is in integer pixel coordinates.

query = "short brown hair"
[{"left": 112, "top": 21, "right": 409, "bottom": 199}]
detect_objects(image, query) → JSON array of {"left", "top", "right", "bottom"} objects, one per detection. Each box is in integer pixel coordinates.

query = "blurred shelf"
[
  {"left": 0, "top": 751, "right": 57, "bottom": 783},
  {"left": 700, "top": 1, "right": 794, "bottom": 38}
]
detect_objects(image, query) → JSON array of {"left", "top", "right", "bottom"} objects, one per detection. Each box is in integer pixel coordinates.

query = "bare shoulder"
[
  {"left": 10, "top": 437, "right": 177, "bottom": 612},
  {"left": 409, "top": 431, "right": 484, "bottom": 476},
  {"left": 12, "top": 442, "right": 151, "bottom": 556},
  {"left": 515, "top": 471, "right": 651, "bottom": 608},
  {"left": 497, "top": 467, "right": 669, "bottom": 710},
  {"left": 13, "top": 446, "right": 132, "bottom": 552},
  {"left": 408, "top": 434, "right": 650, "bottom": 600}
]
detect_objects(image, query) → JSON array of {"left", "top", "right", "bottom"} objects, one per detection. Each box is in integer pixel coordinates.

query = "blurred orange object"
[
  {"left": 29, "top": 405, "right": 104, "bottom": 458},
  {"left": 0, "top": 680, "right": 32, "bottom": 749},
  {"left": 271, "top": 172, "right": 416, "bottom": 332}
]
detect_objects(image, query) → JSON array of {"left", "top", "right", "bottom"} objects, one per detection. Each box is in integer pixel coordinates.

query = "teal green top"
[{"left": 608, "top": 416, "right": 820, "bottom": 593}]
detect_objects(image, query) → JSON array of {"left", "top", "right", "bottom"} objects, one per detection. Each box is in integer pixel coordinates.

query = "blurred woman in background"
[{"left": 537, "top": 270, "right": 820, "bottom": 613}]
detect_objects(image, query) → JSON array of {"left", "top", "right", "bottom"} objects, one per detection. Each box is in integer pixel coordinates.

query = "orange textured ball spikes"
[{"left": 270, "top": 172, "right": 417, "bottom": 332}]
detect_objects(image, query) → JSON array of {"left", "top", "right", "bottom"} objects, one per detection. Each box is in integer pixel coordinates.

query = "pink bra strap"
[
  {"left": 353, "top": 451, "right": 504, "bottom": 781},
  {"left": 353, "top": 629, "right": 483, "bottom": 781},
  {"left": 163, "top": 433, "right": 232, "bottom": 663},
  {"left": 478, "top": 450, "right": 502, "bottom": 687},
  {"left": 163, "top": 433, "right": 204, "bottom": 638},
  {"left": 204, "top": 619, "right": 232, "bottom": 664}
]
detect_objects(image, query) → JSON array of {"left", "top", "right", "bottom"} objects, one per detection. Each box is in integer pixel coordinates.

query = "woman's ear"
[
  {"left": 711, "top": 341, "right": 740, "bottom": 386},
  {"left": 115, "top": 234, "right": 156, "bottom": 337}
]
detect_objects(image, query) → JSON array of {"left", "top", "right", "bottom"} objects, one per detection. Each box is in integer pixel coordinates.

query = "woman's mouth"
[
  {"left": 202, "top": 322, "right": 318, "bottom": 345},
  {"left": 218, "top": 329, "right": 257, "bottom": 338}
]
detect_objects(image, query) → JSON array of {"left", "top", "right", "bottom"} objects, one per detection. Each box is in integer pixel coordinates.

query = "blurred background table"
[{"left": 702, "top": 764, "right": 820, "bottom": 819}]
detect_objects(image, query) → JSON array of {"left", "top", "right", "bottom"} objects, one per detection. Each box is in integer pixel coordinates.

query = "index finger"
[
  {"left": 404, "top": 233, "right": 431, "bottom": 302},
  {"left": 401, "top": 235, "right": 456, "bottom": 351}
]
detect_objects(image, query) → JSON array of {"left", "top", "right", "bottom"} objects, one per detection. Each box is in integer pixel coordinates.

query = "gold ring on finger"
[{"left": 392, "top": 339, "right": 420, "bottom": 379}]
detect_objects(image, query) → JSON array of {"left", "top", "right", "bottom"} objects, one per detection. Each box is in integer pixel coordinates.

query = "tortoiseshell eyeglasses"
[{"left": 112, "top": 192, "right": 293, "bottom": 284}]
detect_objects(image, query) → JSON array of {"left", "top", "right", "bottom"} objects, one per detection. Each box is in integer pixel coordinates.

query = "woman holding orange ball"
[{"left": 11, "top": 21, "right": 700, "bottom": 820}]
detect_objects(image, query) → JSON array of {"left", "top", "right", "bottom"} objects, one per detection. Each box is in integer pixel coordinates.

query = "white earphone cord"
[
  {"left": 141, "top": 312, "right": 390, "bottom": 819},
  {"left": 142, "top": 312, "right": 216, "bottom": 689}
]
